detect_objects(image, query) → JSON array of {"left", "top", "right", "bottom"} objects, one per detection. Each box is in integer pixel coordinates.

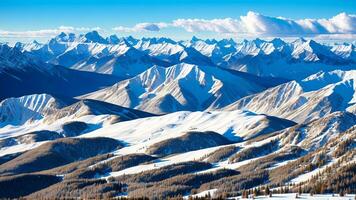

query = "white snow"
[
  {"left": 80, "top": 110, "right": 289, "bottom": 153},
  {"left": 232, "top": 193, "right": 355, "bottom": 200},
  {"left": 0, "top": 142, "right": 45, "bottom": 156},
  {"left": 184, "top": 189, "right": 217, "bottom": 199},
  {"left": 81, "top": 62, "right": 269, "bottom": 114}
]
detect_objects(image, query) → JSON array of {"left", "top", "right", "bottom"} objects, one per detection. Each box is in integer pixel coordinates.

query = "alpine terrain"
[{"left": 0, "top": 31, "right": 355, "bottom": 199}]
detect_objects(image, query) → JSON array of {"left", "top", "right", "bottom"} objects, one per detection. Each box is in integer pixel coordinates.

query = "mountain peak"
[
  {"left": 54, "top": 32, "right": 76, "bottom": 42},
  {"left": 191, "top": 36, "right": 201, "bottom": 42},
  {"left": 204, "top": 38, "right": 218, "bottom": 44},
  {"left": 252, "top": 38, "right": 266, "bottom": 46},
  {"left": 83, "top": 30, "right": 107, "bottom": 44},
  {"left": 32, "top": 40, "right": 41, "bottom": 45},
  {"left": 141, "top": 37, "right": 176, "bottom": 45},
  {"left": 57, "top": 32, "right": 67, "bottom": 39},
  {"left": 55, "top": 32, "right": 68, "bottom": 41},
  {"left": 218, "top": 38, "right": 235, "bottom": 46},
  {"left": 106, "top": 34, "right": 120, "bottom": 44},
  {"left": 125, "top": 35, "right": 139, "bottom": 45},
  {"left": 270, "top": 38, "right": 285, "bottom": 46},
  {"left": 293, "top": 37, "right": 307, "bottom": 44}
]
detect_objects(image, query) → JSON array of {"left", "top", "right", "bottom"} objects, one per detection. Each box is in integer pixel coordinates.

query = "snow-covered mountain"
[
  {"left": 223, "top": 69, "right": 356, "bottom": 123},
  {"left": 0, "top": 94, "right": 70, "bottom": 127},
  {"left": 16, "top": 32, "right": 356, "bottom": 80},
  {"left": 0, "top": 43, "right": 122, "bottom": 101},
  {"left": 218, "top": 38, "right": 355, "bottom": 80},
  {"left": 135, "top": 37, "right": 213, "bottom": 65},
  {"left": 1, "top": 33, "right": 355, "bottom": 199},
  {"left": 81, "top": 63, "right": 283, "bottom": 114},
  {"left": 279, "top": 111, "right": 356, "bottom": 150},
  {"left": 331, "top": 43, "right": 356, "bottom": 62}
]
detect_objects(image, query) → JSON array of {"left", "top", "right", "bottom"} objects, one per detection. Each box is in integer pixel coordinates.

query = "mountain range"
[{"left": 0, "top": 32, "right": 355, "bottom": 199}]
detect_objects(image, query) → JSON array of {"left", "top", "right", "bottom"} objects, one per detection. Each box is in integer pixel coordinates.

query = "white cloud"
[
  {"left": 111, "top": 12, "right": 355, "bottom": 38},
  {"left": 1, "top": 12, "right": 355, "bottom": 40},
  {"left": 314, "top": 33, "right": 356, "bottom": 41},
  {"left": 0, "top": 26, "right": 102, "bottom": 38},
  {"left": 171, "top": 12, "right": 356, "bottom": 37},
  {"left": 172, "top": 18, "right": 243, "bottom": 33},
  {"left": 113, "top": 23, "right": 168, "bottom": 32}
]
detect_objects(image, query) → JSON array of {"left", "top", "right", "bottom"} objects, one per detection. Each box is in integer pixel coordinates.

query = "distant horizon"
[
  {"left": 1, "top": 30, "right": 355, "bottom": 46},
  {"left": 1, "top": 0, "right": 355, "bottom": 43}
]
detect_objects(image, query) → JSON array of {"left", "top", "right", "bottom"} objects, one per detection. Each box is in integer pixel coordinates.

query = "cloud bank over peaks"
[
  {"left": 171, "top": 12, "right": 356, "bottom": 36},
  {"left": 0, "top": 12, "right": 355, "bottom": 40},
  {"left": 113, "top": 23, "right": 168, "bottom": 32},
  {"left": 0, "top": 26, "right": 102, "bottom": 38},
  {"left": 113, "top": 11, "right": 356, "bottom": 38}
]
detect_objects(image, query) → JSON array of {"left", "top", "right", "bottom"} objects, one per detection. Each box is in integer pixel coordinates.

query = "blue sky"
[{"left": 0, "top": 0, "right": 355, "bottom": 42}]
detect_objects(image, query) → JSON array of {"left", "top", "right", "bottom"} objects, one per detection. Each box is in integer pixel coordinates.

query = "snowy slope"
[
  {"left": 1, "top": 33, "right": 356, "bottom": 198},
  {"left": 80, "top": 110, "right": 295, "bottom": 150},
  {"left": 81, "top": 63, "right": 280, "bottom": 114},
  {"left": 0, "top": 44, "right": 122, "bottom": 101},
  {"left": 279, "top": 111, "right": 356, "bottom": 150},
  {"left": 96, "top": 111, "right": 355, "bottom": 179},
  {"left": 0, "top": 108, "right": 294, "bottom": 157},
  {"left": 0, "top": 94, "right": 68, "bottom": 127},
  {"left": 224, "top": 70, "right": 356, "bottom": 123}
]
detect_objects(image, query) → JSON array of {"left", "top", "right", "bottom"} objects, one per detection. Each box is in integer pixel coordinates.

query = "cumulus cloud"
[
  {"left": 113, "top": 22, "right": 168, "bottom": 32},
  {"left": 172, "top": 18, "right": 243, "bottom": 33},
  {"left": 111, "top": 12, "right": 355, "bottom": 38},
  {"left": 1, "top": 12, "right": 355, "bottom": 39},
  {"left": 171, "top": 12, "right": 356, "bottom": 36},
  {"left": 0, "top": 26, "right": 101, "bottom": 38}
]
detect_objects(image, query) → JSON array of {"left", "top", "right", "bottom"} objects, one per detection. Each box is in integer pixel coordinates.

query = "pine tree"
[
  {"left": 242, "top": 190, "right": 248, "bottom": 198},
  {"left": 298, "top": 185, "right": 302, "bottom": 195},
  {"left": 265, "top": 186, "right": 270, "bottom": 196}
]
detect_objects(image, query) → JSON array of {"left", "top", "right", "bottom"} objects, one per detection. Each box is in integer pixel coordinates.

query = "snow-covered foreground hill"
[
  {"left": 0, "top": 93, "right": 354, "bottom": 199},
  {"left": 0, "top": 33, "right": 355, "bottom": 199}
]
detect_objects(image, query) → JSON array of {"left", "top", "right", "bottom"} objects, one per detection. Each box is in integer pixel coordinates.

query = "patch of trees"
[
  {"left": 200, "top": 169, "right": 269, "bottom": 198},
  {"left": 117, "top": 161, "right": 212, "bottom": 183},
  {"left": 107, "top": 154, "right": 157, "bottom": 172},
  {"left": 61, "top": 121, "right": 88, "bottom": 136},
  {"left": 236, "top": 146, "right": 304, "bottom": 173},
  {"left": 200, "top": 145, "right": 240, "bottom": 163},
  {"left": 245, "top": 131, "right": 281, "bottom": 145},
  {"left": 67, "top": 153, "right": 156, "bottom": 179},
  {"left": 304, "top": 160, "right": 356, "bottom": 194},
  {"left": 28, "top": 178, "right": 126, "bottom": 199},
  {"left": 228, "top": 139, "right": 279, "bottom": 163},
  {"left": 269, "top": 150, "right": 330, "bottom": 185},
  {"left": 332, "top": 138, "right": 354, "bottom": 158},
  {"left": 0, "top": 174, "right": 61, "bottom": 198},
  {"left": 129, "top": 184, "right": 190, "bottom": 199},
  {"left": 42, "top": 153, "right": 114, "bottom": 176},
  {"left": 0, "top": 137, "right": 123, "bottom": 175},
  {"left": 146, "top": 131, "right": 231, "bottom": 156},
  {"left": 127, "top": 169, "right": 238, "bottom": 199}
]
